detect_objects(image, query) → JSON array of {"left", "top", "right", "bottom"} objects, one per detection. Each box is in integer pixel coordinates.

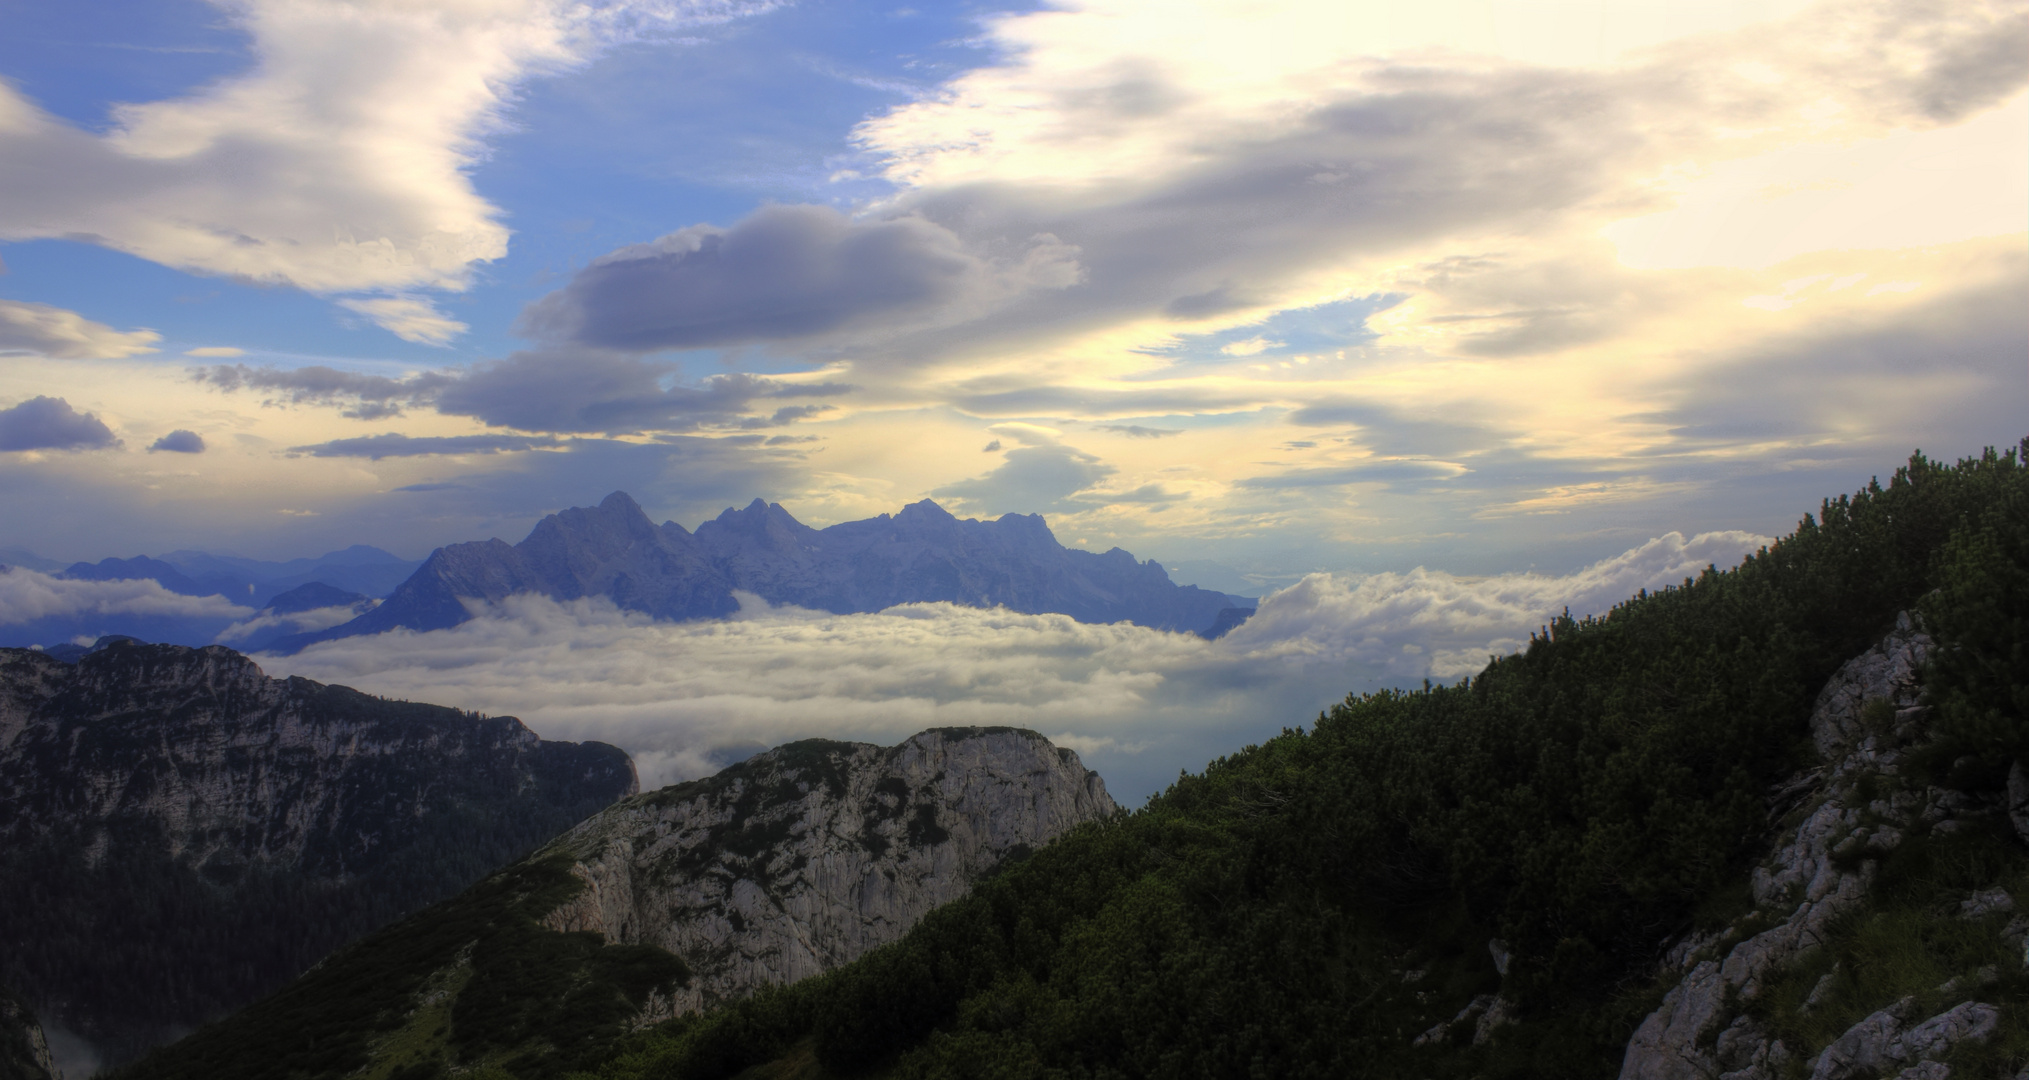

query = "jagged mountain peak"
[{"left": 278, "top": 492, "right": 1254, "bottom": 652}]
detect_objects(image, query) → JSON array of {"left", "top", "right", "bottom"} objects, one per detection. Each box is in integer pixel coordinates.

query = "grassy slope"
[{"left": 580, "top": 443, "right": 2029, "bottom": 1079}]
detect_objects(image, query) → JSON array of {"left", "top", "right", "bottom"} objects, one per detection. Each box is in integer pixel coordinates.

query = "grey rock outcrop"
[
  {"left": 1808, "top": 998, "right": 1998, "bottom": 1080},
  {"left": 285, "top": 493, "right": 1254, "bottom": 651},
  {"left": 1618, "top": 613, "right": 2008, "bottom": 1080},
  {"left": 0, "top": 640, "right": 634, "bottom": 872},
  {"left": 538, "top": 727, "right": 1116, "bottom": 1015},
  {"left": 0, "top": 639, "right": 637, "bottom": 1067},
  {"left": 0, "top": 987, "right": 56, "bottom": 1080}
]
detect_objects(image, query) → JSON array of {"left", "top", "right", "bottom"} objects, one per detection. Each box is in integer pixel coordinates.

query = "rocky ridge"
[
  {"left": 0, "top": 640, "right": 637, "bottom": 1069},
  {"left": 0, "top": 640, "right": 634, "bottom": 873},
  {"left": 281, "top": 492, "right": 1252, "bottom": 651},
  {"left": 0, "top": 986, "right": 57, "bottom": 1080},
  {"left": 1620, "top": 613, "right": 2027, "bottom": 1080},
  {"left": 539, "top": 727, "right": 1117, "bottom": 1015}
]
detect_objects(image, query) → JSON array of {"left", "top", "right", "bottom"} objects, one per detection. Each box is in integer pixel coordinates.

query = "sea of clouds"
[{"left": 254, "top": 529, "right": 1769, "bottom": 802}]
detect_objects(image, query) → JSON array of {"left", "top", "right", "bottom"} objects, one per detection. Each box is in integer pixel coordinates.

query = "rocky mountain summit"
[
  {"left": 1621, "top": 613, "right": 2027, "bottom": 1080},
  {"left": 279, "top": 492, "right": 1252, "bottom": 651},
  {"left": 541, "top": 727, "right": 1117, "bottom": 1015},
  {"left": 117, "top": 727, "right": 1116, "bottom": 1080},
  {"left": 0, "top": 640, "right": 637, "bottom": 1070}
]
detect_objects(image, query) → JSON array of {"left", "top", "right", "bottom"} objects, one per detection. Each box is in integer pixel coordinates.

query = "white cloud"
[
  {"left": 215, "top": 602, "right": 376, "bottom": 644},
  {"left": 337, "top": 296, "right": 470, "bottom": 346},
  {"left": 0, "top": 568, "right": 253, "bottom": 622},
  {"left": 0, "top": 0, "right": 774, "bottom": 298},
  {"left": 262, "top": 529, "right": 1768, "bottom": 799},
  {"left": 0, "top": 300, "right": 160, "bottom": 360}
]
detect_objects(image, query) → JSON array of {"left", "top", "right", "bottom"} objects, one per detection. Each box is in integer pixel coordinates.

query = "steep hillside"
[
  {"left": 0, "top": 987, "right": 56, "bottom": 1080},
  {"left": 559, "top": 443, "right": 2028, "bottom": 1079},
  {"left": 284, "top": 492, "right": 1251, "bottom": 650},
  {"left": 0, "top": 641, "right": 637, "bottom": 1069},
  {"left": 116, "top": 728, "right": 1114, "bottom": 1080}
]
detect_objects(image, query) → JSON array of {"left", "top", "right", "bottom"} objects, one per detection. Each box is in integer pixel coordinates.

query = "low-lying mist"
[{"left": 261, "top": 529, "right": 1767, "bottom": 803}]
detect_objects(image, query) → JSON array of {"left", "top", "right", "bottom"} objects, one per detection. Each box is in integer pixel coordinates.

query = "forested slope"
[{"left": 579, "top": 443, "right": 2029, "bottom": 1079}]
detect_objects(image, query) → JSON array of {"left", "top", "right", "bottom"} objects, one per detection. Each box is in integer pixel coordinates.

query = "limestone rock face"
[
  {"left": 539, "top": 727, "right": 1116, "bottom": 1014},
  {"left": 0, "top": 987, "right": 57, "bottom": 1080},
  {"left": 1618, "top": 614, "right": 2005, "bottom": 1080},
  {"left": 0, "top": 640, "right": 635, "bottom": 873},
  {"left": 0, "top": 639, "right": 637, "bottom": 1066}
]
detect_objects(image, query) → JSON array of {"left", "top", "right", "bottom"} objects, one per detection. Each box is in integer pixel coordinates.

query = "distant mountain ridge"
[{"left": 281, "top": 493, "right": 1254, "bottom": 651}]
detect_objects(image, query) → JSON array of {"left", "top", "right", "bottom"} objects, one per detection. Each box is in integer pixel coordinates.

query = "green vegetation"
[
  {"left": 573, "top": 443, "right": 2029, "bottom": 1079},
  {"left": 110, "top": 858, "right": 687, "bottom": 1080}
]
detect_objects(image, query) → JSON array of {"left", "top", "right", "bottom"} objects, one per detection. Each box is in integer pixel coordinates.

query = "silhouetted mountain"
[
  {"left": 283, "top": 493, "right": 1253, "bottom": 651},
  {"left": 61, "top": 556, "right": 210, "bottom": 597},
  {"left": 157, "top": 545, "right": 421, "bottom": 603}
]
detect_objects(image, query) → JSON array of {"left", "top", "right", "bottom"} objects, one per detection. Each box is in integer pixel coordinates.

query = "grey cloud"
[
  {"left": 432, "top": 351, "right": 852, "bottom": 435},
  {"left": 517, "top": 204, "right": 988, "bottom": 351},
  {"left": 0, "top": 397, "right": 119, "bottom": 451},
  {"left": 198, "top": 353, "right": 854, "bottom": 436},
  {"left": 1100, "top": 425, "right": 1181, "bottom": 438},
  {"left": 933, "top": 443, "right": 1116, "bottom": 515},
  {"left": 193, "top": 364, "right": 454, "bottom": 418},
  {"left": 1164, "top": 285, "right": 1261, "bottom": 319},
  {"left": 1642, "top": 270, "right": 2028, "bottom": 458},
  {"left": 292, "top": 434, "right": 569, "bottom": 460},
  {"left": 148, "top": 430, "right": 206, "bottom": 454},
  {"left": 1236, "top": 459, "right": 1465, "bottom": 490}
]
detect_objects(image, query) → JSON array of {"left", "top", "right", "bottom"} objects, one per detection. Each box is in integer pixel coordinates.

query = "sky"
[{"left": 0, "top": 0, "right": 2023, "bottom": 798}]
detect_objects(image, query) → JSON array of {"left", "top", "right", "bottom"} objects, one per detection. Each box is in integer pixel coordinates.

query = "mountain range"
[
  {"left": 277, "top": 492, "right": 1254, "bottom": 652},
  {"left": 0, "top": 495, "right": 1254, "bottom": 656}
]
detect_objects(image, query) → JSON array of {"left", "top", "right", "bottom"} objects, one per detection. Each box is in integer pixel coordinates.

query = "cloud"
[
  {"left": 0, "top": 397, "right": 120, "bottom": 451},
  {"left": 216, "top": 602, "right": 376, "bottom": 645},
  {"left": 183, "top": 347, "right": 245, "bottom": 358},
  {"left": 432, "top": 352, "right": 852, "bottom": 434},
  {"left": 336, "top": 297, "right": 469, "bottom": 346},
  {"left": 1099, "top": 425, "right": 1180, "bottom": 438},
  {"left": 0, "top": 300, "right": 160, "bottom": 360},
  {"left": 1236, "top": 458, "right": 1469, "bottom": 490},
  {"left": 0, "top": 567, "right": 252, "bottom": 623},
  {"left": 932, "top": 428, "right": 1116, "bottom": 515},
  {"left": 292, "top": 433, "right": 566, "bottom": 459},
  {"left": 192, "top": 363, "right": 456, "bottom": 419},
  {"left": 195, "top": 352, "right": 854, "bottom": 434},
  {"left": 261, "top": 528, "right": 1769, "bottom": 801},
  {"left": 517, "top": 204, "right": 1080, "bottom": 350},
  {"left": 148, "top": 430, "right": 206, "bottom": 454},
  {"left": 0, "top": 0, "right": 777, "bottom": 299}
]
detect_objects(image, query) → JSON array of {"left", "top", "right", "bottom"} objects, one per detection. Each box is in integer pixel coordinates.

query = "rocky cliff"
[
  {"left": 1620, "top": 613, "right": 2027, "bottom": 1080},
  {"left": 114, "top": 728, "right": 1116, "bottom": 1080},
  {"left": 282, "top": 492, "right": 1251, "bottom": 650},
  {"left": 0, "top": 640, "right": 637, "bottom": 1069},
  {"left": 540, "top": 727, "right": 1117, "bottom": 1014},
  {"left": 0, "top": 987, "right": 56, "bottom": 1080}
]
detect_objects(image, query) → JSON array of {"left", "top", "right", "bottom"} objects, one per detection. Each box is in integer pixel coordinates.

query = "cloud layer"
[{"left": 265, "top": 529, "right": 1767, "bottom": 800}]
